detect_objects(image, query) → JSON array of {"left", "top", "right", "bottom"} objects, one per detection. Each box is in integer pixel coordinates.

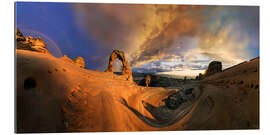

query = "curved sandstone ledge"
[
  {"left": 16, "top": 49, "right": 195, "bottom": 132},
  {"left": 16, "top": 49, "right": 259, "bottom": 132}
]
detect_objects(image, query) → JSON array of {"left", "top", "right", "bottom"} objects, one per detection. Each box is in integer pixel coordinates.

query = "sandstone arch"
[{"left": 105, "top": 50, "right": 133, "bottom": 81}]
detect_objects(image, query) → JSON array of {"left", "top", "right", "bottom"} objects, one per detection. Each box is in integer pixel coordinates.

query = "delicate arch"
[{"left": 105, "top": 50, "right": 132, "bottom": 81}]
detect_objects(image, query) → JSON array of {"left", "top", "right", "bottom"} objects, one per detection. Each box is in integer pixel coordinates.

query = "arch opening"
[{"left": 105, "top": 50, "right": 133, "bottom": 80}]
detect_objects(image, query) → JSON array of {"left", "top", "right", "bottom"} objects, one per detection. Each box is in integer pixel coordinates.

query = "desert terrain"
[{"left": 16, "top": 29, "right": 259, "bottom": 132}]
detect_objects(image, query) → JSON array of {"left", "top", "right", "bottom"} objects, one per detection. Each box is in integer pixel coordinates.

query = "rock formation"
[
  {"left": 195, "top": 73, "right": 203, "bottom": 80},
  {"left": 60, "top": 55, "right": 74, "bottom": 63},
  {"left": 105, "top": 50, "right": 132, "bottom": 81},
  {"left": 16, "top": 49, "right": 259, "bottom": 132},
  {"left": 60, "top": 55, "right": 85, "bottom": 68},
  {"left": 16, "top": 28, "right": 86, "bottom": 69},
  {"left": 74, "top": 57, "right": 85, "bottom": 68},
  {"left": 16, "top": 28, "right": 51, "bottom": 54},
  {"left": 162, "top": 89, "right": 194, "bottom": 110},
  {"left": 205, "top": 61, "right": 222, "bottom": 76},
  {"left": 16, "top": 29, "right": 25, "bottom": 41},
  {"left": 145, "top": 74, "right": 151, "bottom": 87},
  {"left": 137, "top": 74, "right": 182, "bottom": 87}
]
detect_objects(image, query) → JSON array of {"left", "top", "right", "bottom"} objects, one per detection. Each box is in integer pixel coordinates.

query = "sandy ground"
[{"left": 16, "top": 50, "right": 259, "bottom": 132}]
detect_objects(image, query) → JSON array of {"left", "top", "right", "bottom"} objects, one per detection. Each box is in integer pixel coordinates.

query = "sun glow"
[{"left": 156, "top": 69, "right": 205, "bottom": 79}]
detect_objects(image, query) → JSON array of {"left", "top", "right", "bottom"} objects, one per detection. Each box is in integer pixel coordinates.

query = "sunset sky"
[{"left": 15, "top": 2, "right": 259, "bottom": 78}]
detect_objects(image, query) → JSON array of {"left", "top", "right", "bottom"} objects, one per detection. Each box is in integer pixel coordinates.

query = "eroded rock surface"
[
  {"left": 16, "top": 50, "right": 259, "bottom": 132},
  {"left": 205, "top": 61, "right": 222, "bottom": 76},
  {"left": 145, "top": 75, "right": 151, "bottom": 87},
  {"left": 74, "top": 57, "right": 85, "bottom": 68},
  {"left": 16, "top": 29, "right": 25, "bottom": 41},
  {"left": 16, "top": 28, "right": 51, "bottom": 54},
  {"left": 60, "top": 55, "right": 74, "bottom": 63},
  {"left": 105, "top": 50, "right": 133, "bottom": 81},
  {"left": 60, "top": 55, "right": 85, "bottom": 68}
]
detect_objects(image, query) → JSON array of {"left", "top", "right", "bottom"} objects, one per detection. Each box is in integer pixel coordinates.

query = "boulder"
[
  {"left": 74, "top": 57, "right": 85, "bottom": 68},
  {"left": 60, "top": 55, "right": 74, "bottom": 63},
  {"left": 162, "top": 91, "right": 186, "bottom": 110},
  {"left": 60, "top": 55, "right": 85, "bottom": 68}
]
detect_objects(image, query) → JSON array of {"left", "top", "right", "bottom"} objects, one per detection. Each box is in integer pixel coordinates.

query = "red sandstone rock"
[
  {"left": 16, "top": 28, "right": 51, "bottom": 54},
  {"left": 205, "top": 61, "right": 222, "bottom": 76},
  {"left": 145, "top": 74, "right": 151, "bottom": 87},
  {"left": 105, "top": 50, "right": 133, "bottom": 81}
]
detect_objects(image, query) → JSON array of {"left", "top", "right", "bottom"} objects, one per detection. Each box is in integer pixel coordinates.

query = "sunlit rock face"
[
  {"left": 205, "top": 61, "right": 222, "bottom": 76},
  {"left": 60, "top": 55, "right": 74, "bottom": 63},
  {"left": 16, "top": 28, "right": 51, "bottom": 54},
  {"left": 105, "top": 50, "right": 133, "bottom": 81},
  {"left": 16, "top": 29, "right": 25, "bottom": 41},
  {"left": 145, "top": 74, "right": 151, "bottom": 87},
  {"left": 59, "top": 55, "right": 85, "bottom": 69},
  {"left": 15, "top": 44, "right": 259, "bottom": 132},
  {"left": 74, "top": 57, "right": 85, "bottom": 68}
]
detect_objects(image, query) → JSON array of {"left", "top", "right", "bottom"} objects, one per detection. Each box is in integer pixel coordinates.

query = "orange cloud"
[{"left": 72, "top": 4, "right": 258, "bottom": 71}]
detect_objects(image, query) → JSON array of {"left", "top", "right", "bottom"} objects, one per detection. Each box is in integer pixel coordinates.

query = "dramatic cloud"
[
  {"left": 72, "top": 4, "right": 203, "bottom": 65},
  {"left": 71, "top": 4, "right": 259, "bottom": 77}
]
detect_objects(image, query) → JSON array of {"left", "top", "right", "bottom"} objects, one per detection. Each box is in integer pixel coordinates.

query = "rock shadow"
[{"left": 120, "top": 97, "right": 194, "bottom": 128}]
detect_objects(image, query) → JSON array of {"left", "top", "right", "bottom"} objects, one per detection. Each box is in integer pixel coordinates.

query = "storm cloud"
[{"left": 71, "top": 4, "right": 259, "bottom": 75}]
